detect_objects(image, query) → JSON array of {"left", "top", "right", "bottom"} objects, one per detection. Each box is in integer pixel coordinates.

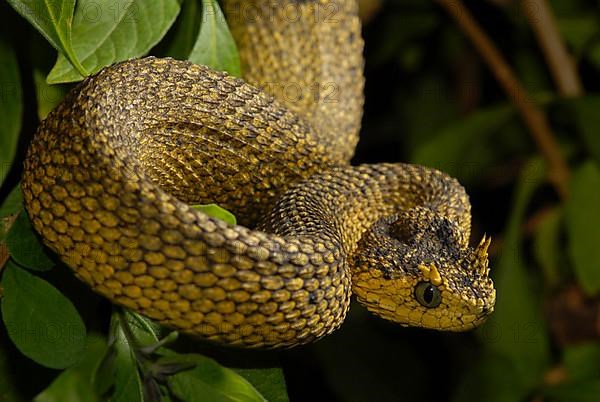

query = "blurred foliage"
[{"left": 1, "top": 0, "right": 600, "bottom": 401}]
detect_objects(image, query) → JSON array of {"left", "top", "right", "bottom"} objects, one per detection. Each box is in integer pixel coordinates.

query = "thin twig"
[
  {"left": 436, "top": 0, "right": 570, "bottom": 199},
  {"left": 358, "top": 0, "right": 382, "bottom": 22},
  {"left": 521, "top": 0, "right": 583, "bottom": 97}
]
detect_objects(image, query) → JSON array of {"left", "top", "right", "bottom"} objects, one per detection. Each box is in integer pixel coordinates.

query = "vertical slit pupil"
[{"left": 424, "top": 285, "right": 434, "bottom": 304}]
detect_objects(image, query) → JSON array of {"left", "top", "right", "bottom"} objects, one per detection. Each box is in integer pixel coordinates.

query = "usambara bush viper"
[{"left": 22, "top": 0, "right": 496, "bottom": 348}]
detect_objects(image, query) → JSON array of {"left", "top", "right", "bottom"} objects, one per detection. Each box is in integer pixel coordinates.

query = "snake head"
[{"left": 350, "top": 208, "right": 496, "bottom": 331}]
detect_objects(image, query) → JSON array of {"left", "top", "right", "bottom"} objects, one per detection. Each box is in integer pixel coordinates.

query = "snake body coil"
[{"left": 22, "top": 0, "right": 495, "bottom": 348}]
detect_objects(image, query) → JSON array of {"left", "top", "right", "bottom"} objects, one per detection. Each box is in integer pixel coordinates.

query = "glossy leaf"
[
  {"left": 93, "top": 342, "right": 117, "bottom": 397},
  {"left": 6, "top": 211, "right": 54, "bottom": 271},
  {"left": 159, "top": 0, "right": 201, "bottom": 60},
  {"left": 0, "top": 35, "right": 23, "bottom": 188},
  {"left": 565, "top": 161, "right": 600, "bottom": 295},
  {"left": 33, "top": 334, "right": 107, "bottom": 402},
  {"left": 123, "top": 309, "right": 163, "bottom": 344},
  {"left": 188, "top": 0, "right": 241, "bottom": 77},
  {"left": 6, "top": 0, "right": 86, "bottom": 75},
  {"left": 47, "top": 0, "right": 180, "bottom": 83},
  {"left": 165, "top": 352, "right": 265, "bottom": 402},
  {"left": 108, "top": 313, "right": 147, "bottom": 402},
  {"left": 33, "top": 69, "right": 69, "bottom": 119},
  {"left": 192, "top": 204, "right": 237, "bottom": 225},
  {"left": 94, "top": 310, "right": 169, "bottom": 399},
  {"left": 234, "top": 367, "right": 289, "bottom": 402},
  {"left": 0, "top": 262, "right": 87, "bottom": 369}
]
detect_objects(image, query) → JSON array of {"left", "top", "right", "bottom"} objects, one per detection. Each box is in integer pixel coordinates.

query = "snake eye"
[{"left": 414, "top": 282, "right": 441, "bottom": 308}]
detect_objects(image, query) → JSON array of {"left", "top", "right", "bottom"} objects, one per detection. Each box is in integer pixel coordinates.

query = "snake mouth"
[
  {"left": 451, "top": 303, "right": 495, "bottom": 331},
  {"left": 442, "top": 313, "right": 492, "bottom": 332}
]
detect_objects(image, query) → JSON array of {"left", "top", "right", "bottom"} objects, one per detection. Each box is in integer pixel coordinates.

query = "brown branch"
[
  {"left": 0, "top": 243, "right": 8, "bottom": 271},
  {"left": 436, "top": 0, "right": 570, "bottom": 199},
  {"left": 521, "top": 0, "right": 583, "bottom": 97}
]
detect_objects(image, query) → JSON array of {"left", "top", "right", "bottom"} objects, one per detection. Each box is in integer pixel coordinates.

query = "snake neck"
[
  {"left": 225, "top": 0, "right": 364, "bottom": 162},
  {"left": 258, "top": 163, "right": 472, "bottom": 256}
]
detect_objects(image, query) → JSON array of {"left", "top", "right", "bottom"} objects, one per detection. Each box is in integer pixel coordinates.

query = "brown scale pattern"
[{"left": 21, "top": 0, "right": 495, "bottom": 348}]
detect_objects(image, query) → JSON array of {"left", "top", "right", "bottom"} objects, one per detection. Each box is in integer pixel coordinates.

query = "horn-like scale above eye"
[{"left": 414, "top": 282, "right": 441, "bottom": 308}]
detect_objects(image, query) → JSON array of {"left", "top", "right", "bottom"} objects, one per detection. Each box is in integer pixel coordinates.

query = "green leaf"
[
  {"left": 6, "top": 211, "right": 54, "bottom": 271},
  {"left": 557, "top": 16, "right": 598, "bottom": 56},
  {"left": 165, "top": 352, "right": 265, "bottom": 402},
  {"left": 122, "top": 309, "right": 163, "bottom": 344},
  {"left": 514, "top": 49, "right": 553, "bottom": 94},
  {"left": 192, "top": 204, "right": 237, "bottom": 225},
  {"left": 188, "top": 0, "right": 241, "bottom": 77},
  {"left": 563, "top": 342, "right": 600, "bottom": 382},
  {"left": 158, "top": 0, "right": 201, "bottom": 60},
  {"left": 0, "top": 262, "right": 87, "bottom": 369},
  {"left": 571, "top": 95, "right": 600, "bottom": 162},
  {"left": 108, "top": 313, "right": 146, "bottom": 402},
  {"left": 565, "top": 161, "right": 600, "bottom": 295},
  {"left": 543, "top": 380, "right": 600, "bottom": 402},
  {"left": 587, "top": 41, "right": 600, "bottom": 70},
  {"left": 93, "top": 343, "right": 117, "bottom": 397},
  {"left": 476, "top": 159, "right": 551, "bottom": 393},
  {"left": 6, "top": 0, "right": 86, "bottom": 75},
  {"left": 33, "top": 334, "right": 107, "bottom": 402},
  {"left": 0, "top": 184, "right": 23, "bottom": 218},
  {"left": 138, "top": 331, "right": 178, "bottom": 355},
  {"left": 411, "top": 104, "right": 513, "bottom": 182},
  {"left": 47, "top": 0, "right": 181, "bottom": 84},
  {"left": 532, "top": 207, "right": 564, "bottom": 288},
  {"left": 233, "top": 367, "right": 289, "bottom": 402},
  {"left": 96, "top": 310, "right": 168, "bottom": 400},
  {"left": 0, "top": 35, "right": 23, "bottom": 189},
  {"left": 33, "top": 69, "right": 69, "bottom": 120}
]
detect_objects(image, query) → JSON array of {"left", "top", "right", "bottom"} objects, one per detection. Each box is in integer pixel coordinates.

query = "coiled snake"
[{"left": 22, "top": 0, "right": 495, "bottom": 348}]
